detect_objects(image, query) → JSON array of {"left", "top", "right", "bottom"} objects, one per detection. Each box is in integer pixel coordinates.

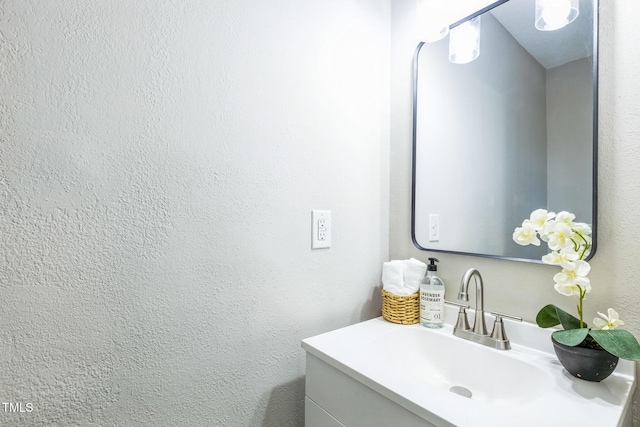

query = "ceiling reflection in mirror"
[{"left": 412, "top": 0, "right": 597, "bottom": 262}]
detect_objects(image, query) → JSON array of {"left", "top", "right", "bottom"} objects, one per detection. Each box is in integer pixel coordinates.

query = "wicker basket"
[{"left": 381, "top": 289, "right": 420, "bottom": 325}]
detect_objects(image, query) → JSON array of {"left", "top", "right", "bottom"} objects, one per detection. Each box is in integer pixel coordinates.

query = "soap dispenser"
[{"left": 420, "top": 257, "right": 445, "bottom": 328}]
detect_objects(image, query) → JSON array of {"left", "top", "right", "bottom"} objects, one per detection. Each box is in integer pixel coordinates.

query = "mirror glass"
[{"left": 412, "top": 0, "right": 598, "bottom": 262}]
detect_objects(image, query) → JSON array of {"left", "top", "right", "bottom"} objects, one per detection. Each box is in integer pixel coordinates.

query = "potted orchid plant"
[{"left": 513, "top": 209, "right": 640, "bottom": 381}]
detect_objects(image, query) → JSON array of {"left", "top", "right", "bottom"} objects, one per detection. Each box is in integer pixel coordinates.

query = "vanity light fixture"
[
  {"left": 415, "top": 0, "right": 449, "bottom": 42},
  {"left": 421, "top": 0, "right": 578, "bottom": 65},
  {"left": 535, "top": 0, "right": 579, "bottom": 31},
  {"left": 448, "top": 16, "right": 481, "bottom": 64}
]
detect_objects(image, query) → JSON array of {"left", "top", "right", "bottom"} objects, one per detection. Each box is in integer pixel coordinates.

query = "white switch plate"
[
  {"left": 429, "top": 214, "right": 440, "bottom": 242},
  {"left": 312, "top": 210, "right": 331, "bottom": 249}
]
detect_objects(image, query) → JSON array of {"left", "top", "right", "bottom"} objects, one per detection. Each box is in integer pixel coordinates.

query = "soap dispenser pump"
[{"left": 420, "top": 257, "right": 445, "bottom": 328}]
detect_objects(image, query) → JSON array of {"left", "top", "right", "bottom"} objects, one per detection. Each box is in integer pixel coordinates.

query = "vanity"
[{"left": 302, "top": 306, "right": 635, "bottom": 427}]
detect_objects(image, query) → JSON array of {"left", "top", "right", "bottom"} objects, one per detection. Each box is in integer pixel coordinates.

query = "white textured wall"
[
  {"left": 392, "top": 0, "right": 640, "bottom": 423},
  {"left": 0, "top": 1, "right": 390, "bottom": 425}
]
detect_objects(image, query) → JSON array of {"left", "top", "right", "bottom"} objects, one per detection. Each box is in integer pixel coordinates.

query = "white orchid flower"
[
  {"left": 553, "top": 260, "right": 591, "bottom": 297},
  {"left": 513, "top": 220, "right": 540, "bottom": 246},
  {"left": 539, "top": 219, "right": 555, "bottom": 242},
  {"left": 573, "top": 222, "right": 592, "bottom": 237},
  {"left": 529, "top": 209, "right": 556, "bottom": 232},
  {"left": 555, "top": 211, "right": 576, "bottom": 227},
  {"left": 547, "top": 222, "right": 574, "bottom": 251},
  {"left": 541, "top": 247, "right": 579, "bottom": 268},
  {"left": 593, "top": 308, "right": 625, "bottom": 330},
  {"left": 515, "top": 209, "right": 603, "bottom": 336}
]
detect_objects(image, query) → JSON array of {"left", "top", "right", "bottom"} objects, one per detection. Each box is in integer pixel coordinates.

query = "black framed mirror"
[{"left": 412, "top": 0, "right": 598, "bottom": 262}]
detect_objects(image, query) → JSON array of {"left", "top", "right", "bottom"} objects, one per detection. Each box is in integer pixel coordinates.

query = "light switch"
[{"left": 429, "top": 214, "right": 440, "bottom": 242}]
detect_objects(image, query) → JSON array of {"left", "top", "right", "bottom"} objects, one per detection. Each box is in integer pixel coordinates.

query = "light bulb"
[
  {"left": 449, "top": 17, "right": 481, "bottom": 64},
  {"left": 542, "top": 0, "right": 570, "bottom": 27},
  {"left": 535, "top": 0, "right": 579, "bottom": 31}
]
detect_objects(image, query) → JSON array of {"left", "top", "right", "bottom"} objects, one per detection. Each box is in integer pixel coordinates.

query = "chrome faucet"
[
  {"left": 452, "top": 268, "right": 521, "bottom": 350},
  {"left": 458, "top": 268, "right": 487, "bottom": 335}
]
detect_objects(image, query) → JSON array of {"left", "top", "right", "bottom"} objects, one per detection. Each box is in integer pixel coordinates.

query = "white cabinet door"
[
  {"left": 305, "top": 397, "right": 345, "bottom": 427},
  {"left": 305, "top": 354, "right": 437, "bottom": 427}
]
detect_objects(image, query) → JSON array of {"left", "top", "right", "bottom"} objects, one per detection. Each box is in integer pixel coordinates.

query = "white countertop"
[{"left": 302, "top": 307, "right": 636, "bottom": 427}]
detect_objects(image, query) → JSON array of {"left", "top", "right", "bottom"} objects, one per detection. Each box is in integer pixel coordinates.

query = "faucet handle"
[
  {"left": 489, "top": 311, "right": 522, "bottom": 346},
  {"left": 446, "top": 300, "right": 471, "bottom": 331},
  {"left": 445, "top": 300, "right": 470, "bottom": 309},
  {"left": 489, "top": 311, "right": 522, "bottom": 323}
]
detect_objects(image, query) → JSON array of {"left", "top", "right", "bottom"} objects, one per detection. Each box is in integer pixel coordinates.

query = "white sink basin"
[
  {"left": 365, "top": 327, "right": 552, "bottom": 405},
  {"left": 302, "top": 306, "right": 636, "bottom": 427}
]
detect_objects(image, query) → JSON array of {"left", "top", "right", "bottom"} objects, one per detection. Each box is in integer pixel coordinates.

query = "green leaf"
[
  {"left": 552, "top": 328, "right": 590, "bottom": 346},
  {"left": 589, "top": 330, "right": 640, "bottom": 361},
  {"left": 536, "top": 304, "right": 561, "bottom": 327},
  {"left": 536, "top": 304, "right": 583, "bottom": 330}
]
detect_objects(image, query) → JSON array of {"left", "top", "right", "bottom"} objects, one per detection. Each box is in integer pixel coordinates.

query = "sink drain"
[{"left": 449, "top": 386, "right": 473, "bottom": 399}]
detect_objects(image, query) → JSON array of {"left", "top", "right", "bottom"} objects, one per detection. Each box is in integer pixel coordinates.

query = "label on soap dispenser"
[{"left": 420, "top": 289, "right": 445, "bottom": 324}]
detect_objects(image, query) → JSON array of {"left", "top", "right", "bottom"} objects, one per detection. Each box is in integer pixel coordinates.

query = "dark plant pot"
[{"left": 552, "top": 336, "right": 619, "bottom": 382}]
